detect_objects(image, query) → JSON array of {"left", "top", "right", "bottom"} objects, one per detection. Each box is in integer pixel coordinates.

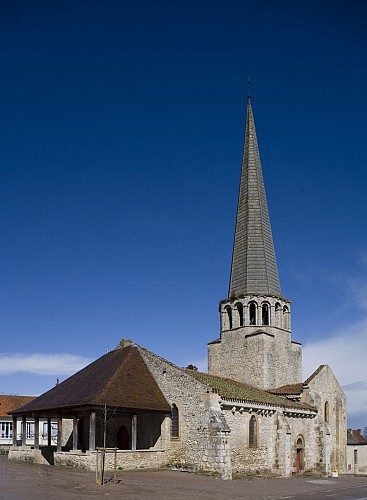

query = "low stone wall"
[
  {"left": 54, "top": 451, "right": 95, "bottom": 470},
  {"left": 8, "top": 448, "right": 50, "bottom": 465},
  {"left": 54, "top": 449, "right": 168, "bottom": 471},
  {"left": 107, "top": 449, "right": 167, "bottom": 470}
]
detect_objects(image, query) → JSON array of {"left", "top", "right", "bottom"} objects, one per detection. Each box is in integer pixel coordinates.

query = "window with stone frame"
[
  {"left": 225, "top": 305, "right": 233, "bottom": 329},
  {"left": 236, "top": 302, "right": 244, "bottom": 327},
  {"left": 171, "top": 403, "right": 179, "bottom": 439},
  {"left": 324, "top": 401, "right": 329, "bottom": 423},
  {"left": 249, "top": 415, "right": 257, "bottom": 447},
  {"left": 249, "top": 302, "right": 257, "bottom": 325},
  {"left": 262, "top": 303, "right": 270, "bottom": 325},
  {"left": 275, "top": 302, "right": 281, "bottom": 328},
  {"left": 283, "top": 305, "right": 289, "bottom": 329}
]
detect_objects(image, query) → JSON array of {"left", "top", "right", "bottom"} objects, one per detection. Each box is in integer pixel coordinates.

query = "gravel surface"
[{"left": 1, "top": 456, "right": 367, "bottom": 499}]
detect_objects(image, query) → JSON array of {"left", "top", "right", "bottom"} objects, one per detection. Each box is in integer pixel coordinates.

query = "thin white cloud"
[
  {"left": 342, "top": 380, "right": 367, "bottom": 415},
  {"left": 349, "top": 279, "right": 367, "bottom": 311},
  {"left": 303, "top": 318, "right": 367, "bottom": 385},
  {"left": 303, "top": 319, "right": 367, "bottom": 424},
  {"left": 0, "top": 353, "right": 92, "bottom": 376}
]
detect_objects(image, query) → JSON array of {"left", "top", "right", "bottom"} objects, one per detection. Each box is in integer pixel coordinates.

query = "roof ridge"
[{"left": 304, "top": 364, "right": 326, "bottom": 385}]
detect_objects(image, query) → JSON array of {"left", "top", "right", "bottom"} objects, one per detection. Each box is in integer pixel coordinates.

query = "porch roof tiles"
[{"left": 9, "top": 346, "right": 170, "bottom": 415}]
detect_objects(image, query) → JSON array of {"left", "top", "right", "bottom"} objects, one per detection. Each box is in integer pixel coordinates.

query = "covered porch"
[
  {"left": 9, "top": 405, "right": 170, "bottom": 469},
  {"left": 8, "top": 343, "right": 172, "bottom": 470}
]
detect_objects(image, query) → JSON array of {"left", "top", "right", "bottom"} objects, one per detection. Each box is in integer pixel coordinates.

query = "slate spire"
[{"left": 229, "top": 97, "right": 282, "bottom": 298}]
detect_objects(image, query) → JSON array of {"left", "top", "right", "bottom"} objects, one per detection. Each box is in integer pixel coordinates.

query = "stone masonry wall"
[
  {"left": 8, "top": 448, "right": 50, "bottom": 465},
  {"left": 225, "top": 406, "right": 331, "bottom": 477},
  {"left": 224, "top": 408, "right": 277, "bottom": 475},
  {"left": 306, "top": 365, "right": 347, "bottom": 473},
  {"left": 53, "top": 450, "right": 167, "bottom": 471},
  {"left": 283, "top": 416, "right": 324, "bottom": 475},
  {"left": 209, "top": 327, "right": 302, "bottom": 390},
  {"left": 209, "top": 294, "right": 302, "bottom": 390},
  {"left": 140, "top": 348, "right": 232, "bottom": 479}
]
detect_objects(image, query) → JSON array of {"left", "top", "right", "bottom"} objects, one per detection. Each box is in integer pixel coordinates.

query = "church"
[{"left": 9, "top": 98, "right": 347, "bottom": 479}]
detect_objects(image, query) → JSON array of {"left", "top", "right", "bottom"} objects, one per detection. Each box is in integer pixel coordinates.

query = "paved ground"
[{"left": 1, "top": 456, "right": 367, "bottom": 499}]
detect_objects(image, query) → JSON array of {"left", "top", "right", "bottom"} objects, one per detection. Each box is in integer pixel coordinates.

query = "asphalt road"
[{"left": 1, "top": 456, "right": 367, "bottom": 499}]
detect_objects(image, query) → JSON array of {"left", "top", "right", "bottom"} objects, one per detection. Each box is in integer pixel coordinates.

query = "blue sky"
[{"left": 1, "top": 0, "right": 367, "bottom": 427}]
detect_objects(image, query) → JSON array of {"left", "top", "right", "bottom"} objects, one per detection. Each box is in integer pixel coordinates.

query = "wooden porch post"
[
  {"left": 21, "top": 415, "right": 26, "bottom": 446},
  {"left": 34, "top": 416, "right": 40, "bottom": 450},
  {"left": 89, "top": 410, "right": 96, "bottom": 451},
  {"left": 132, "top": 414, "right": 137, "bottom": 450},
  {"left": 72, "top": 415, "right": 78, "bottom": 450},
  {"left": 57, "top": 416, "right": 63, "bottom": 452},
  {"left": 47, "top": 417, "right": 52, "bottom": 447},
  {"left": 12, "top": 416, "right": 17, "bottom": 447}
]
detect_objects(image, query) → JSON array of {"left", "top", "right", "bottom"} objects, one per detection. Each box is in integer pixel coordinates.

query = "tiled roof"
[
  {"left": 185, "top": 370, "right": 316, "bottom": 411},
  {"left": 347, "top": 429, "right": 367, "bottom": 445},
  {"left": 229, "top": 97, "right": 282, "bottom": 298},
  {"left": 0, "top": 395, "right": 35, "bottom": 416},
  {"left": 269, "top": 383, "right": 303, "bottom": 396},
  {"left": 270, "top": 365, "right": 327, "bottom": 396},
  {"left": 10, "top": 346, "right": 170, "bottom": 415}
]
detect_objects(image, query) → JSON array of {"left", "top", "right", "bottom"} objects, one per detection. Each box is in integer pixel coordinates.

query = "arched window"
[
  {"left": 171, "top": 404, "right": 179, "bottom": 439},
  {"left": 236, "top": 302, "right": 244, "bottom": 327},
  {"left": 275, "top": 302, "right": 281, "bottom": 328},
  {"left": 324, "top": 401, "right": 329, "bottom": 423},
  {"left": 225, "top": 306, "right": 232, "bottom": 330},
  {"left": 249, "top": 302, "right": 257, "bottom": 325},
  {"left": 249, "top": 415, "right": 257, "bottom": 447},
  {"left": 262, "top": 303, "right": 270, "bottom": 325},
  {"left": 283, "top": 305, "right": 289, "bottom": 330}
]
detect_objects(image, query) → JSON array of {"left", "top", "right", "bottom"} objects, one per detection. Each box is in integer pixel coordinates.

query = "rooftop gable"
[{"left": 304, "top": 365, "right": 326, "bottom": 385}]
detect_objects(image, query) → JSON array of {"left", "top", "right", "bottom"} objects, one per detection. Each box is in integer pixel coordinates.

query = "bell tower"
[{"left": 208, "top": 97, "right": 302, "bottom": 390}]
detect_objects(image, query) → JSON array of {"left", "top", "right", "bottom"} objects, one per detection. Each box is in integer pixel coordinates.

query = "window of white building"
[{"left": 0, "top": 422, "right": 12, "bottom": 439}]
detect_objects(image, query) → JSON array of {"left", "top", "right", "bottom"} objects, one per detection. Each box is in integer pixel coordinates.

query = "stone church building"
[{"left": 9, "top": 98, "right": 346, "bottom": 479}]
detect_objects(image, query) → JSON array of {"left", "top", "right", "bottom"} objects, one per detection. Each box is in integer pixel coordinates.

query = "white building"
[
  {"left": 347, "top": 429, "right": 367, "bottom": 475},
  {"left": 1, "top": 395, "right": 57, "bottom": 450}
]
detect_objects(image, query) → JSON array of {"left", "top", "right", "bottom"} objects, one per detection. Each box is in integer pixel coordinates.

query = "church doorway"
[
  {"left": 295, "top": 436, "right": 304, "bottom": 474},
  {"left": 117, "top": 425, "right": 130, "bottom": 450}
]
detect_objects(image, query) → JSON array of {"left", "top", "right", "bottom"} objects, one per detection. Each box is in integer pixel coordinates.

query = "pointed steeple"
[{"left": 229, "top": 97, "right": 282, "bottom": 298}]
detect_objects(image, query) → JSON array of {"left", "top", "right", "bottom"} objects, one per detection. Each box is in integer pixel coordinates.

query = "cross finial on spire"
[{"left": 247, "top": 78, "right": 251, "bottom": 99}]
